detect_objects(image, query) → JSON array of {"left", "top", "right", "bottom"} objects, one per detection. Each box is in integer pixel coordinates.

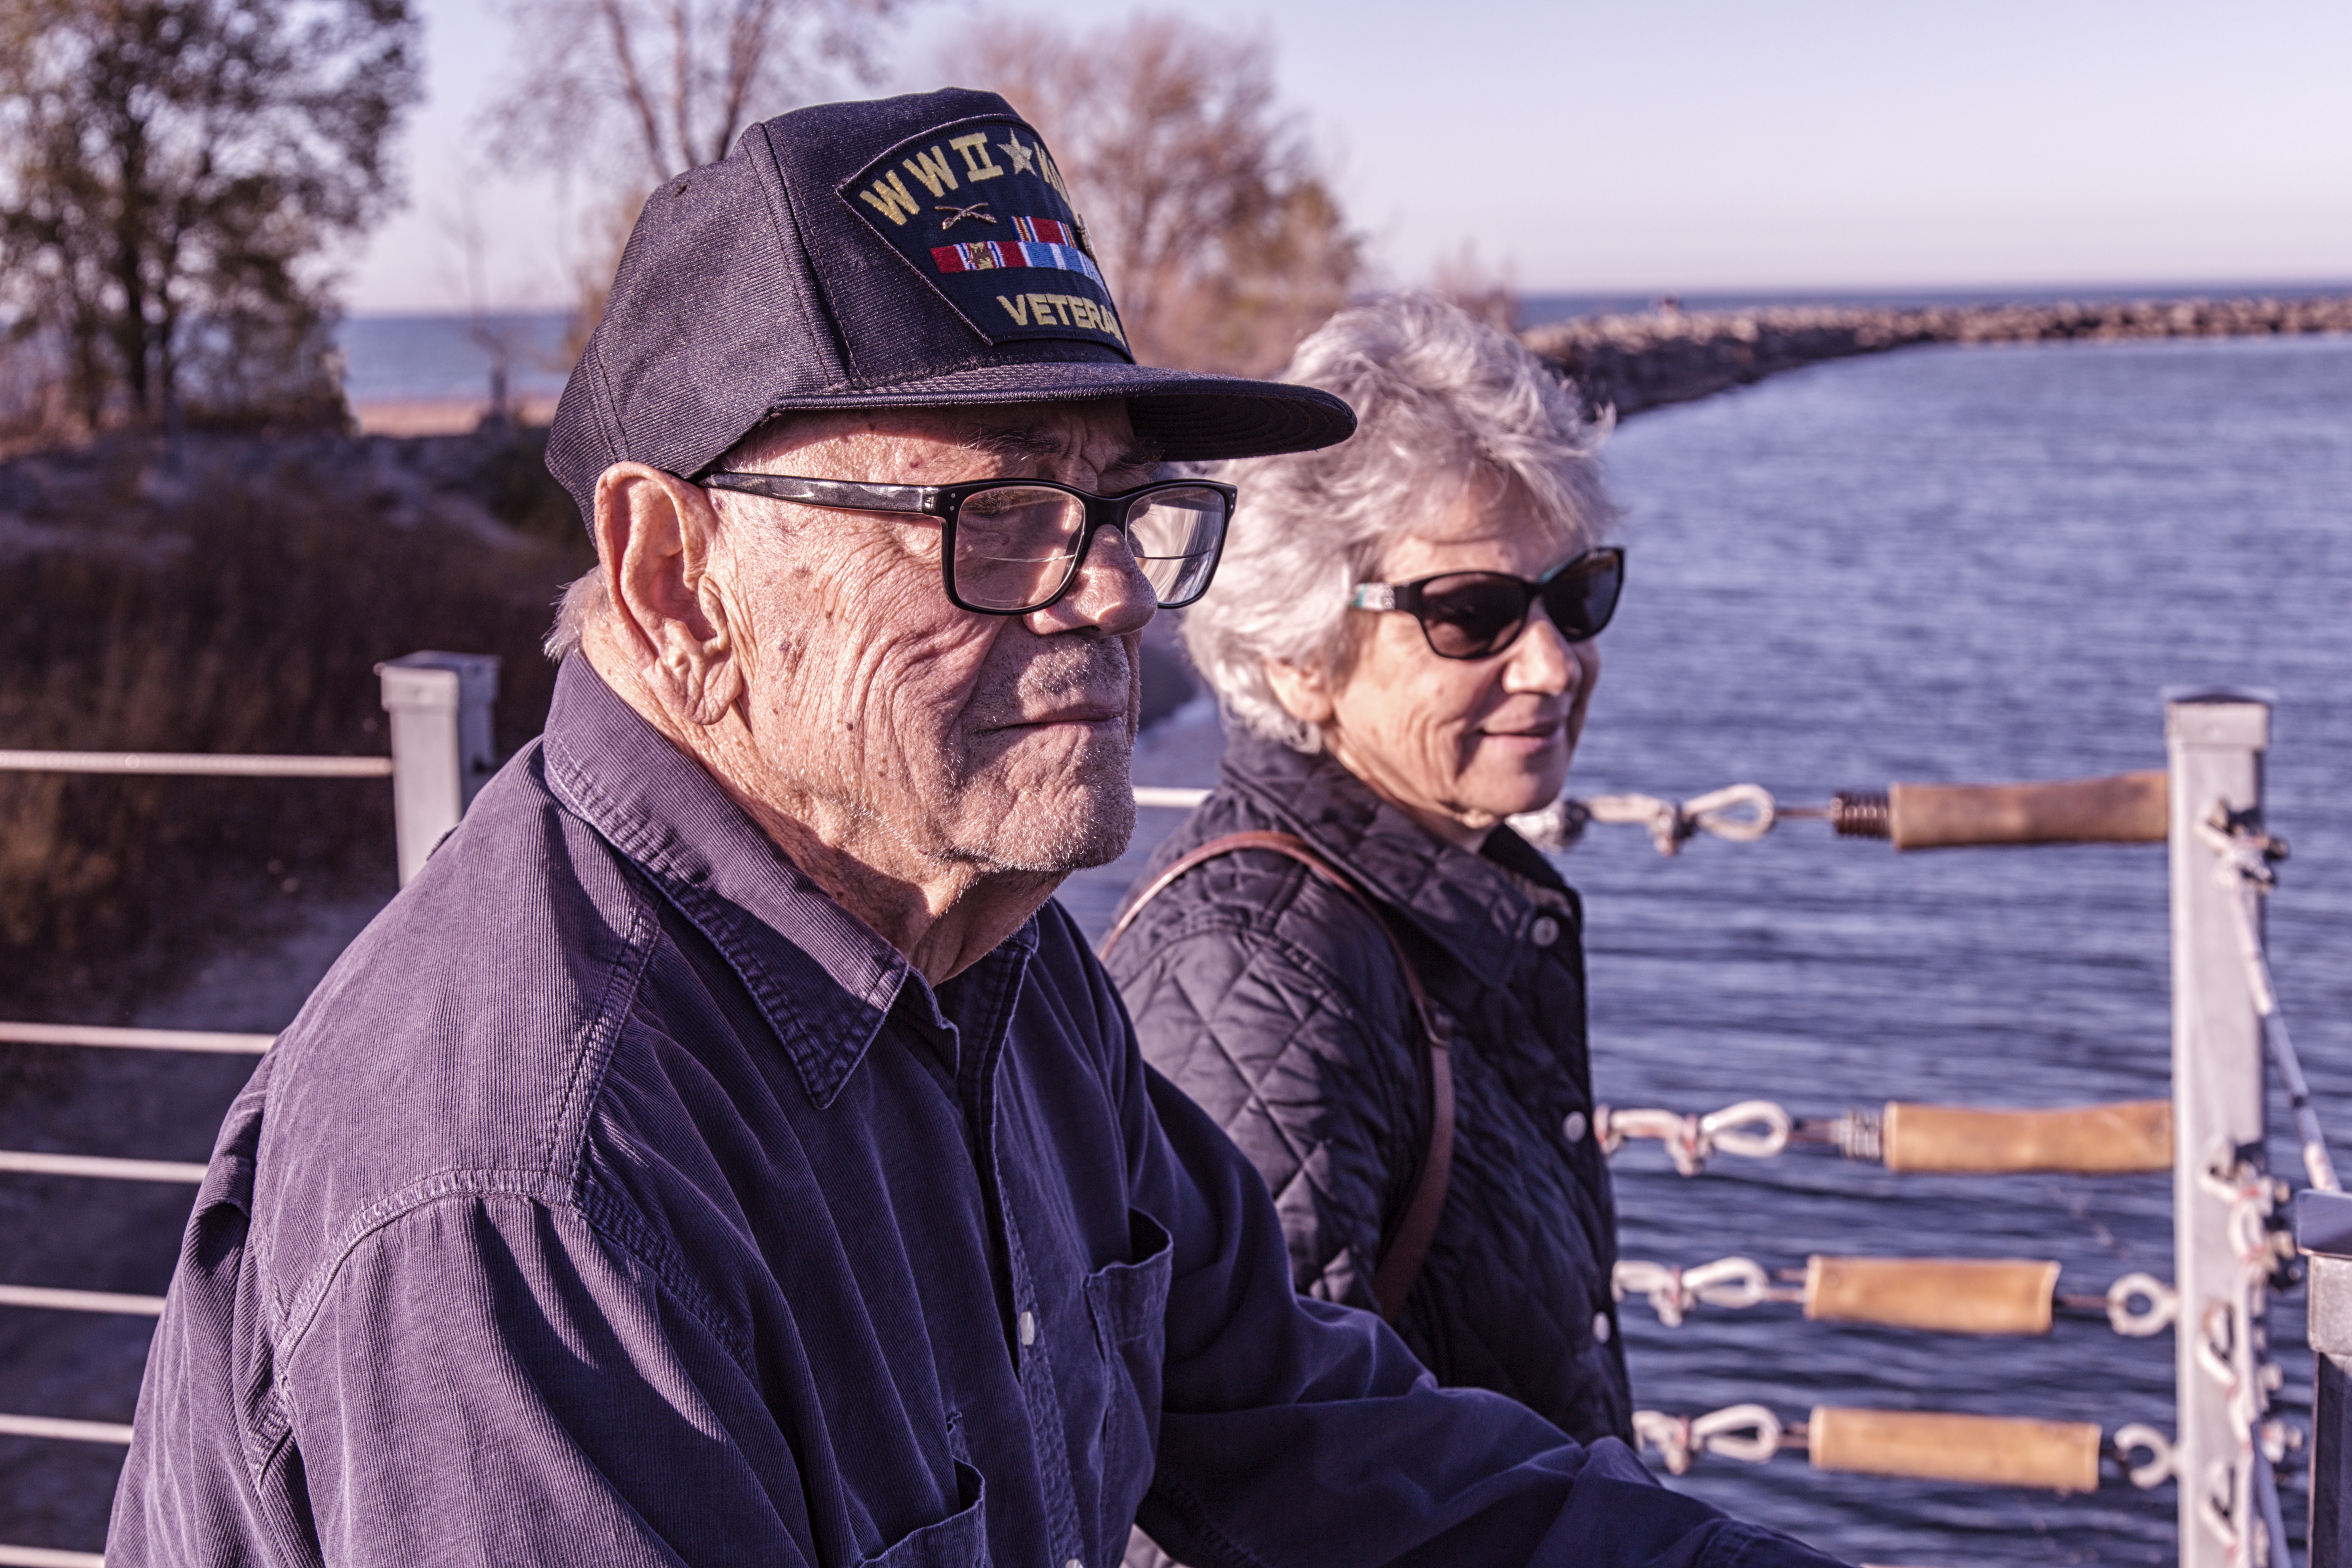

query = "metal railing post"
[
  {"left": 2168, "top": 688, "right": 2274, "bottom": 1568},
  {"left": 377, "top": 652, "right": 500, "bottom": 886},
  {"left": 2301, "top": 1192, "right": 2352, "bottom": 1565}
]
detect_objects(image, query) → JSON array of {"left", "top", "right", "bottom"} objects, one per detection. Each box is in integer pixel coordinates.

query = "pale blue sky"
[{"left": 346, "top": 0, "right": 2352, "bottom": 314}]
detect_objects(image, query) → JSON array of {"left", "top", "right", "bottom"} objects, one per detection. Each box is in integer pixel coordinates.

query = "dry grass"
[{"left": 0, "top": 424, "right": 591, "bottom": 1019}]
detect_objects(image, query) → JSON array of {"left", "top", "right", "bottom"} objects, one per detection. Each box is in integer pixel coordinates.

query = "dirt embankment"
[
  {"left": 1526, "top": 292, "right": 2352, "bottom": 419},
  {"left": 0, "top": 425, "right": 591, "bottom": 1024}
]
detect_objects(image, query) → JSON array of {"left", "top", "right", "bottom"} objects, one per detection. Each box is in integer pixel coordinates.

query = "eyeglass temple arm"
[
  {"left": 700, "top": 473, "right": 934, "bottom": 514},
  {"left": 1349, "top": 583, "right": 1402, "bottom": 612}
]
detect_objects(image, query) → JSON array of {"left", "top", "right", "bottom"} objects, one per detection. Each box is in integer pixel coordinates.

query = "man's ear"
[
  {"left": 1264, "top": 657, "right": 1335, "bottom": 727},
  {"left": 591, "top": 463, "right": 744, "bottom": 727}
]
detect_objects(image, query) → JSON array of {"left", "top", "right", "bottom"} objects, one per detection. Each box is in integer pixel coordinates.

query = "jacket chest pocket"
[{"left": 1077, "top": 1209, "right": 1172, "bottom": 1553}]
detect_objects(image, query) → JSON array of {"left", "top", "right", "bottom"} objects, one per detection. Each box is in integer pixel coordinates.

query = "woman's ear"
[{"left": 1264, "top": 658, "right": 1335, "bottom": 727}]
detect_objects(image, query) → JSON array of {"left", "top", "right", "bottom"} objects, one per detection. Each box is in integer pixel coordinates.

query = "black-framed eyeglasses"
[
  {"left": 1348, "top": 546, "right": 1625, "bottom": 660},
  {"left": 699, "top": 470, "right": 1238, "bottom": 615}
]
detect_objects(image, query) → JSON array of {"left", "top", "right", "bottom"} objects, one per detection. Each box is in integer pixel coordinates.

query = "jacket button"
[
  {"left": 1593, "top": 1311, "right": 1612, "bottom": 1344},
  {"left": 1529, "top": 915, "right": 1560, "bottom": 948},
  {"left": 1561, "top": 1110, "right": 1588, "bottom": 1145},
  {"left": 1019, "top": 1310, "right": 1037, "bottom": 1347}
]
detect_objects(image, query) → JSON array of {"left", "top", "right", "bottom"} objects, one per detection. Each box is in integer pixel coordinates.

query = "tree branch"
[{"left": 597, "top": 0, "right": 674, "bottom": 184}]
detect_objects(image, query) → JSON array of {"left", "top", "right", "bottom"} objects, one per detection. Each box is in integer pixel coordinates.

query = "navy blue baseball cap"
[{"left": 547, "top": 87, "right": 1358, "bottom": 523}]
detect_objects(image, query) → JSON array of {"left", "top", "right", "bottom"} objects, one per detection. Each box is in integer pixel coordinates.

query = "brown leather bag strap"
[{"left": 1102, "top": 830, "right": 1454, "bottom": 1324}]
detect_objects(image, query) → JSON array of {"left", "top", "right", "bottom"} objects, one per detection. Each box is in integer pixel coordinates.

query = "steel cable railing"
[
  {"left": 0, "top": 1023, "right": 271, "bottom": 1055},
  {"left": 0, "top": 750, "right": 391, "bottom": 779},
  {"left": 0, "top": 665, "right": 492, "bottom": 1567}
]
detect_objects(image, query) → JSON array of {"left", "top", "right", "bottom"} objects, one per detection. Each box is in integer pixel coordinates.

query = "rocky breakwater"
[{"left": 1523, "top": 293, "right": 2352, "bottom": 419}]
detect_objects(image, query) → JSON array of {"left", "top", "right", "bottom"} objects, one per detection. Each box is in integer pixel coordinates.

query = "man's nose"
[{"left": 1024, "top": 522, "right": 1158, "bottom": 638}]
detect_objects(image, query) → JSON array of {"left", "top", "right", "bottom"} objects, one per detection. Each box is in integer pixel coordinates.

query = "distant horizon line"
[{"left": 343, "top": 275, "right": 2352, "bottom": 322}]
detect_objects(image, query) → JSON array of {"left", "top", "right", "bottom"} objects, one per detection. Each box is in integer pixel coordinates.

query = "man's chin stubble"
[{"left": 945, "top": 767, "right": 1139, "bottom": 876}]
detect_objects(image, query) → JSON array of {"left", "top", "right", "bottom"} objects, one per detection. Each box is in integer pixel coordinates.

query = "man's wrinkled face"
[{"left": 710, "top": 402, "right": 1159, "bottom": 881}]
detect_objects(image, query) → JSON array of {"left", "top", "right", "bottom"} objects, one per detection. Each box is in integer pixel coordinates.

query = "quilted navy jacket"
[{"left": 1105, "top": 729, "right": 1634, "bottom": 1445}]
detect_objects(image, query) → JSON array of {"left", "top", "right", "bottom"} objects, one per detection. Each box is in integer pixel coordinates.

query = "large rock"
[{"left": 1521, "top": 294, "right": 2352, "bottom": 419}]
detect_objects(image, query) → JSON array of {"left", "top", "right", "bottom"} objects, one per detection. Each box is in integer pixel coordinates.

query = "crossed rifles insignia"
[{"left": 935, "top": 202, "right": 996, "bottom": 231}]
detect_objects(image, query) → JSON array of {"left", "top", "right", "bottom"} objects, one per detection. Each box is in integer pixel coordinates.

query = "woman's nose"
[{"left": 1503, "top": 606, "right": 1579, "bottom": 694}]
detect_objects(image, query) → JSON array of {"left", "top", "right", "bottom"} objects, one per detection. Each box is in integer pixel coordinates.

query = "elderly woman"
[{"left": 1104, "top": 293, "right": 1630, "bottom": 1446}]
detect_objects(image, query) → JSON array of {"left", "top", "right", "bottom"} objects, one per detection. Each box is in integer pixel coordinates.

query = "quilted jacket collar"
[{"left": 1214, "top": 728, "right": 1576, "bottom": 992}]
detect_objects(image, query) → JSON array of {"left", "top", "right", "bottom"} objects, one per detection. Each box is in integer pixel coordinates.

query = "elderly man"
[{"left": 109, "top": 91, "right": 1841, "bottom": 1568}]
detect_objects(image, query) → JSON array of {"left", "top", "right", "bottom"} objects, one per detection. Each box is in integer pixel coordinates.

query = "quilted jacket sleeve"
[{"left": 1108, "top": 855, "right": 1434, "bottom": 1314}]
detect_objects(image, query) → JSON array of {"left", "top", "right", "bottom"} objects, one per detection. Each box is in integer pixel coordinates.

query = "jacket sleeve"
[
  {"left": 111, "top": 1176, "right": 826, "bottom": 1568},
  {"left": 1108, "top": 878, "right": 1426, "bottom": 1315},
  {"left": 1090, "top": 943, "right": 1846, "bottom": 1568},
  {"left": 275, "top": 1192, "right": 828, "bottom": 1566}
]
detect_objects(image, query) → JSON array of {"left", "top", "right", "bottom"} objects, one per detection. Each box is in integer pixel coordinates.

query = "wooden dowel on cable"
[
  {"left": 1879, "top": 1098, "right": 2172, "bottom": 1174},
  {"left": 1807, "top": 1407, "right": 2104, "bottom": 1492},
  {"left": 1804, "top": 1257, "right": 2060, "bottom": 1335},
  {"left": 1826, "top": 769, "right": 2168, "bottom": 849}
]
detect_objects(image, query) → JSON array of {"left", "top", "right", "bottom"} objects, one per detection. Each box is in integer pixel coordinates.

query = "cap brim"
[{"left": 752, "top": 361, "right": 1355, "bottom": 462}]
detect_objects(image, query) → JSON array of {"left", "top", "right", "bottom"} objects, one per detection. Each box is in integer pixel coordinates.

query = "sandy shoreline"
[{"left": 350, "top": 395, "right": 560, "bottom": 436}]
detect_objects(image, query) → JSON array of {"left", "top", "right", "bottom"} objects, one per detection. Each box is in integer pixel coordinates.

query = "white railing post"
[
  {"left": 377, "top": 652, "right": 500, "bottom": 887},
  {"left": 2167, "top": 688, "right": 2274, "bottom": 1568}
]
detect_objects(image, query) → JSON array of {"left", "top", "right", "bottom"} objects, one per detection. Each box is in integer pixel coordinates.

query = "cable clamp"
[
  {"left": 2197, "top": 1456, "right": 2243, "bottom": 1554},
  {"left": 1599, "top": 1100, "right": 1791, "bottom": 1176},
  {"left": 2112, "top": 1423, "right": 2176, "bottom": 1489},
  {"left": 1578, "top": 784, "right": 1779, "bottom": 856},
  {"left": 1613, "top": 1256, "right": 1788, "bottom": 1326},
  {"left": 2106, "top": 1273, "right": 2180, "bottom": 1338},
  {"left": 1633, "top": 1404, "right": 1784, "bottom": 1474}
]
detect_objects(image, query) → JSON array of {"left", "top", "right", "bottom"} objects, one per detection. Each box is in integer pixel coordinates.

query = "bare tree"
[
  {"left": 494, "top": 0, "right": 909, "bottom": 187},
  {"left": 950, "top": 13, "right": 1361, "bottom": 377},
  {"left": 488, "top": 0, "right": 914, "bottom": 349},
  {"left": 0, "top": 0, "right": 421, "bottom": 433}
]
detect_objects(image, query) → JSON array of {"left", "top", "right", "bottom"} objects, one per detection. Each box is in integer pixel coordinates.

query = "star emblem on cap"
[{"left": 998, "top": 135, "right": 1037, "bottom": 176}]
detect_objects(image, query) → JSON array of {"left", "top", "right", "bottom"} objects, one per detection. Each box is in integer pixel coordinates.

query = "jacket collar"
[
  {"left": 540, "top": 657, "right": 1040, "bottom": 1109},
  {"left": 1214, "top": 727, "right": 1573, "bottom": 991}
]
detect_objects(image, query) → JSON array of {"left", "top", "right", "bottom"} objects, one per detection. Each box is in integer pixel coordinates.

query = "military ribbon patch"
[
  {"left": 929, "top": 230, "right": 1105, "bottom": 287},
  {"left": 839, "top": 118, "right": 1129, "bottom": 354}
]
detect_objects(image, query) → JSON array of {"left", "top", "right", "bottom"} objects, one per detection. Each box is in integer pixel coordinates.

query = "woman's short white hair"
[{"left": 1183, "top": 291, "right": 1618, "bottom": 753}]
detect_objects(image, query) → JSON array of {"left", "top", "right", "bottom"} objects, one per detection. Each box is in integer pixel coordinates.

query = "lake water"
[
  {"left": 1064, "top": 330, "right": 2352, "bottom": 1565},
  {"left": 1513, "top": 281, "right": 2352, "bottom": 328},
  {"left": 335, "top": 311, "right": 573, "bottom": 405}
]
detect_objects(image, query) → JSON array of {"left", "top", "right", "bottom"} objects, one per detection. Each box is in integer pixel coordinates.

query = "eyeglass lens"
[
  {"left": 1123, "top": 487, "right": 1227, "bottom": 605},
  {"left": 950, "top": 484, "right": 1228, "bottom": 612},
  {"left": 1414, "top": 550, "right": 1623, "bottom": 659}
]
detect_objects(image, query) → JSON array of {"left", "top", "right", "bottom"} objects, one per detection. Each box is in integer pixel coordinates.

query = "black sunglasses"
[
  {"left": 699, "top": 470, "right": 1237, "bottom": 615},
  {"left": 1348, "top": 546, "right": 1626, "bottom": 660}
]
